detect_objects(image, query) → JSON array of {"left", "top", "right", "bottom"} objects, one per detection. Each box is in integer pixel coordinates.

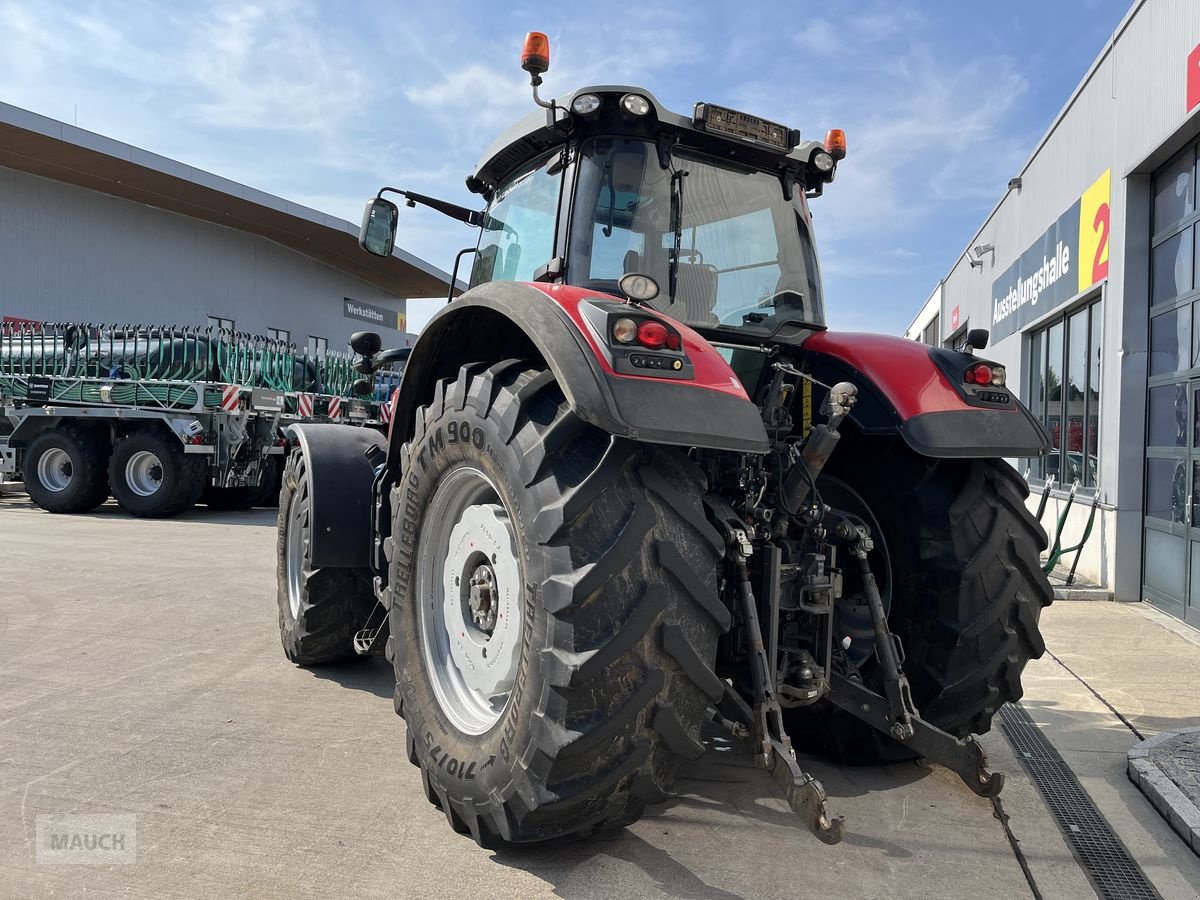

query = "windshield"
[{"left": 569, "top": 137, "right": 825, "bottom": 331}]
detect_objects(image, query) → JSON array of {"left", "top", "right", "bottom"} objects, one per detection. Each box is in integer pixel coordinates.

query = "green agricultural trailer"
[{"left": 0, "top": 322, "right": 401, "bottom": 517}]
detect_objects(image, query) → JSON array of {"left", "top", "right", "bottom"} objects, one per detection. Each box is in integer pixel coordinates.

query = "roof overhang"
[{"left": 0, "top": 101, "right": 457, "bottom": 299}]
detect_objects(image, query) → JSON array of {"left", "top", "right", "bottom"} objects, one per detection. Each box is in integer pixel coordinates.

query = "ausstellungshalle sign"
[
  {"left": 989, "top": 169, "right": 1110, "bottom": 341},
  {"left": 344, "top": 297, "right": 406, "bottom": 331}
]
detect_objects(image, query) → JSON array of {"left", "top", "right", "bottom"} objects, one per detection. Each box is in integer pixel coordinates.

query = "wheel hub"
[
  {"left": 416, "top": 466, "right": 524, "bottom": 735},
  {"left": 125, "top": 450, "right": 164, "bottom": 497},
  {"left": 37, "top": 448, "right": 73, "bottom": 493},
  {"left": 442, "top": 502, "right": 521, "bottom": 700},
  {"left": 468, "top": 562, "right": 499, "bottom": 633}
]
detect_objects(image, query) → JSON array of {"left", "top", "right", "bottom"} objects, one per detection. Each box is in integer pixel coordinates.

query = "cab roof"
[{"left": 468, "top": 86, "right": 828, "bottom": 198}]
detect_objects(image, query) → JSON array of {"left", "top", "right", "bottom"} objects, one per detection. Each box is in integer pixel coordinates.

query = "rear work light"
[{"left": 964, "top": 363, "right": 1005, "bottom": 386}]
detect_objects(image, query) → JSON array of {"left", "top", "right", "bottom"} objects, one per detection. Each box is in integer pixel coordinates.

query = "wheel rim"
[
  {"left": 124, "top": 450, "right": 164, "bottom": 497},
  {"left": 416, "top": 466, "right": 523, "bottom": 736},
  {"left": 820, "top": 475, "right": 892, "bottom": 669},
  {"left": 37, "top": 448, "right": 73, "bottom": 493},
  {"left": 286, "top": 487, "right": 307, "bottom": 620}
]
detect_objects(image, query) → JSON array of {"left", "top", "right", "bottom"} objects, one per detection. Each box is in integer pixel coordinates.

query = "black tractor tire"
[
  {"left": 21, "top": 425, "right": 111, "bottom": 514},
  {"left": 107, "top": 429, "right": 207, "bottom": 518},
  {"left": 276, "top": 448, "right": 376, "bottom": 665},
  {"left": 788, "top": 442, "right": 1052, "bottom": 764},
  {"left": 389, "top": 360, "right": 726, "bottom": 846},
  {"left": 203, "top": 458, "right": 282, "bottom": 511}
]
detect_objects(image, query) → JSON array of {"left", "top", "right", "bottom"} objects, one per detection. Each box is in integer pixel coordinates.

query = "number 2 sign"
[{"left": 1078, "top": 169, "right": 1111, "bottom": 292}]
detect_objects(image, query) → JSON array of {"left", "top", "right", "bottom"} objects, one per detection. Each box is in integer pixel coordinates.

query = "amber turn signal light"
[
  {"left": 824, "top": 128, "right": 846, "bottom": 161},
  {"left": 521, "top": 32, "right": 550, "bottom": 75}
]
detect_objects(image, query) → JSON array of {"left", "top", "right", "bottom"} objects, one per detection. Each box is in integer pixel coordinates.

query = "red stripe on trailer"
[
  {"left": 297, "top": 393, "right": 314, "bottom": 418},
  {"left": 220, "top": 384, "right": 242, "bottom": 412},
  {"left": 328, "top": 396, "right": 342, "bottom": 419}
]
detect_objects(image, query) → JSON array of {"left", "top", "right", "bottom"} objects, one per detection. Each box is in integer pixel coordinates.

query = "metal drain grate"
[{"left": 999, "top": 703, "right": 1162, "bottom": 900}]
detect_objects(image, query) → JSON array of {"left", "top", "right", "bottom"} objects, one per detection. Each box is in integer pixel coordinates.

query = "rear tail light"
[
  {"left": 611, "top": 316, "right": 682, "bottom": 351},
  {"left": 636, "top": 320, "right": 668, "bottom": 349},
  {"left": 964, "top": 363, "right": 1005, "bottom": 386}
]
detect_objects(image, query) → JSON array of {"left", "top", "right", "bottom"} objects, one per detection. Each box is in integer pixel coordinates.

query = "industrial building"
[
  {"left": 906, "top": 0, "right": 1200, "bottom": 627},
  {"left": 0, "top": 101, "right": 452, "bottom": 355}
]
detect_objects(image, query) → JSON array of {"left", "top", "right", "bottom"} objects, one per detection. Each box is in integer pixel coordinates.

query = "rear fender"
[
  {"left": 386, "top": 281, "right": 768, "bottom": 470},
  {"left": 802, "top": 331, "right": 1049, "bottom": 458},
  {"left": 287, "top": 423, "right": 385, "bottom": 569}
]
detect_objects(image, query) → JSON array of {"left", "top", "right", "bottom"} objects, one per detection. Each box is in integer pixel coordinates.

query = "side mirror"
[
  {"left": 350, "top": 331, "right": 382, "bottom": 356},
  {"left": 359, "top": 198, "right": 399, "bottom": 257},
  {"left": 351, "top": 378, "right": 373, "bottom": 397},
  {"left": 966, "top": 328, "right": 990, "bottom": 351}
]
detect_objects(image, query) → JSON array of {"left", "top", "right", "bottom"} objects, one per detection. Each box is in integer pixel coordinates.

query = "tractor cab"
[{"left": 361, "top": 36, "right": 845, "bottom": 341}]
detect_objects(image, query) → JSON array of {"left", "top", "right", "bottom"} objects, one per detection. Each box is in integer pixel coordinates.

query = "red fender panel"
[{"left": 804, "top": 331, "right": 1049, "bottom": 459}]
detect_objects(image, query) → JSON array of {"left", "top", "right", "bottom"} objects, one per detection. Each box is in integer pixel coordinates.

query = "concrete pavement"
[{"left": 0, "top": 496, "right": 1198, "bottom": 898}]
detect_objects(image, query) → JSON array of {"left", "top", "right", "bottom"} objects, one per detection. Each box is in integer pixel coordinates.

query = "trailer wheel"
[
  {"left": 788, "top": 445, "right": 1052, "bottom": 763},
  {"left": 276, "top": 448, "right": 375, "bottom": 664},
  {"left": 390, "top": 361, "right": 726, "bottom": 846},
  {"left": 107, "top": 430, "right": 206, "bottom": 518},
  {"left": 22, "top": 425, "right": 110, "bottom": 513}
]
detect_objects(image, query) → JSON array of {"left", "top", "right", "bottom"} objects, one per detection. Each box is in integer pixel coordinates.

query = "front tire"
[
  {"left": 390, "top": 361, "right": 727, "bottom": 845},
  {"left": 276, "top": 448, "right": 375, "bottom": 665}
]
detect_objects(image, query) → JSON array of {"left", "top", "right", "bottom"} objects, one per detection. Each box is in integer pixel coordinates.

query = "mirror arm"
[{"left": 377, "top": 187, "right": 482, "bottom": 227}]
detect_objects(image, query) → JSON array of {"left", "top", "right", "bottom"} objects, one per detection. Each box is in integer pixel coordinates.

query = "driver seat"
[{"left": 674, "top": 261, "right": 719, "bottom": 324}]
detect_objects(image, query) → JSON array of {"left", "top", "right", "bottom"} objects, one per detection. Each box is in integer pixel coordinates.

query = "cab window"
[{"left": 470, "top": 152, "right": 563, "bottom": 287}]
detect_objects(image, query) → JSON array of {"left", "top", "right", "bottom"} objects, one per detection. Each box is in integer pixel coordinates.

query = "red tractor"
[{"left": 276, "top": 33, "right": 1052, "bottom": 846}]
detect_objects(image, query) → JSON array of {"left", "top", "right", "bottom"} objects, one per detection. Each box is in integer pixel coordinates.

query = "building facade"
[
  {"left": 0, "top": 102, "right": 453, "bottom": 354},
  {"left": 910, "top": 0, "right": 1200, "bottom": 628}
]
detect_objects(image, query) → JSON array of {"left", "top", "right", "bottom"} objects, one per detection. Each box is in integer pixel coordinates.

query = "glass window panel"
[
  {"left": 1149, "top": 305, "right": 1192, "bottom": 375},
  {"left": 1087, "top": 302, "right": 1102, "bottom": 486},
  {"left": 1194, "top": 461, "right": 1200, "bottom": 525},
  {"left": 1146, "top": 458, "right": 1188, "bottom": 523},
  {"left": 923, "top": 314, "right": 939, "bottom": 346},
  {"left": 1153, "top": 146, "right": 1195, "bottom": 233},
  {"left": 1046, "top": 322, "right": 1064, "bottom": 457},
  {"left": 1195, "top": 389, "right": 1200, "bottom": 448},
  {"left": 1193, "top": 299, "right": 1200, "bottom": 367},
  {"left": 1065, "top": 309, "right": 1087, "bottom": 458},
  {"left": 471, "top": 152, "right": 561, "bottom": 287},
  {"left": 1028, "top": 329, "right": 1045, "bottom": 479},
  {"left": 1148, "top": 383, "right": 1188, "bottom": 446},
  {"left": 1144, "top": 528, "right": 1187, "bottom": 597},
  {"left": 1152, "top": 231, "right": 1192, "bottom": 305}
]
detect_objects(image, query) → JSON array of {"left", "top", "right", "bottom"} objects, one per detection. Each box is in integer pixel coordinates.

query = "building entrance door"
[{"left": 1143, "top": 378, "right": 1200, "bottom": 627}]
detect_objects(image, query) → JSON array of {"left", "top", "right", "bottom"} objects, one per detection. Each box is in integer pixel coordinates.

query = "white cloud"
[{"left": 794, "top": 19, "right": 839, "bottom": 56}]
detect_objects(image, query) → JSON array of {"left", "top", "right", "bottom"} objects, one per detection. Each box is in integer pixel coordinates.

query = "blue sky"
[{"left": 0, "top": 0, "right": 1131, "bottom": 335}]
